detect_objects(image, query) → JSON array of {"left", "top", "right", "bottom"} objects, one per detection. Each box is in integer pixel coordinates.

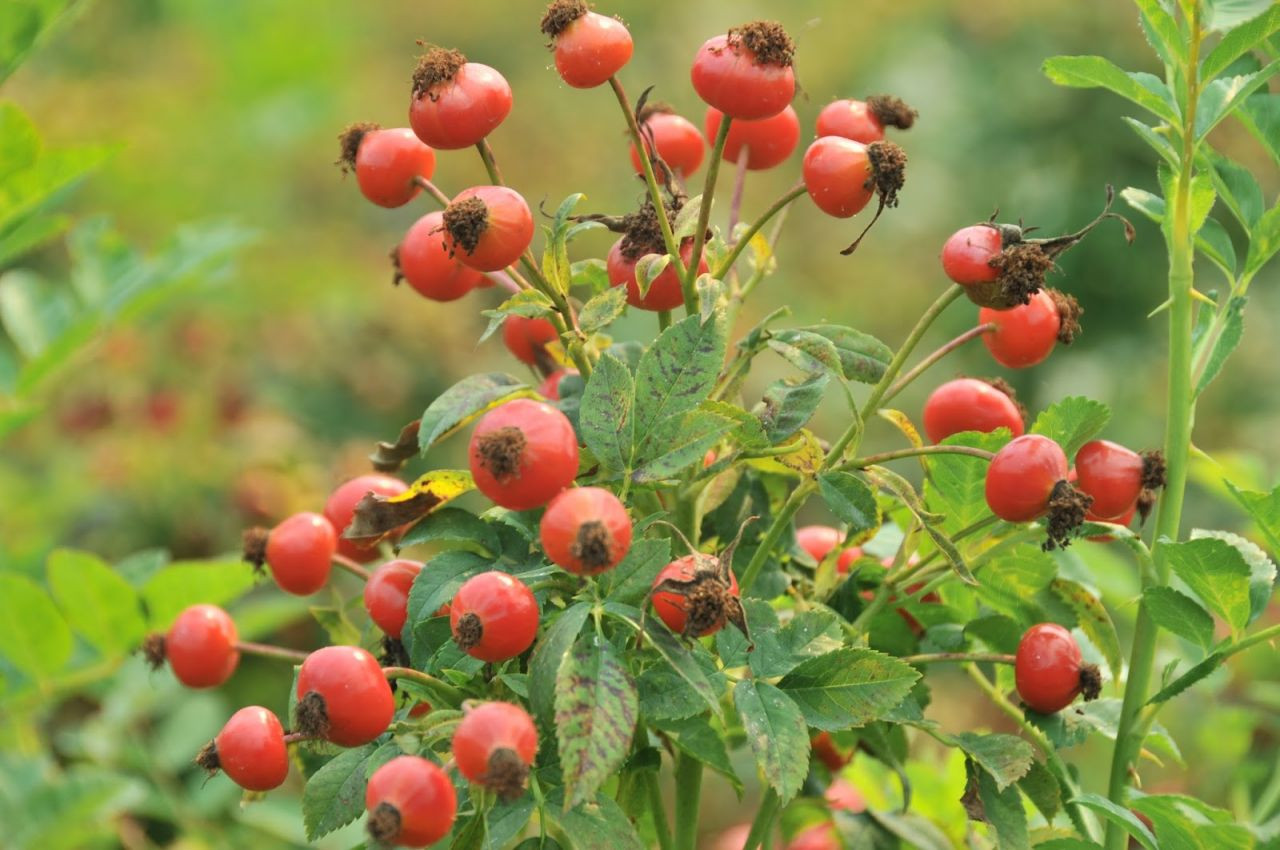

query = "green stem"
[
  {"left": 684, "top": 116, "right": 733, "bottom": 315},
  {"left": 902, "top": 652, "right": 1014, "bottom": 665},
  {"left": 658, "top": 309, "right": 673, "bottom": 332},
  {"left": 644, "top": 770, "right": 675, "bottom": 850},
  {"left": 475, "top": 139, "right": 505, "bottom": 185},
  {"left": 838, "top": 444, "right": 994, "bottom": 470},
  {"left": 861, "top": 286, "right": 965, "bottom": 420},
  {"left": 380, "top": 666, "right": 465, "bottom": 706},
  {"left": 712, "top": 184, "right": 807, "bottom": 280},
  {"left": 411, "top": 175, "right": 451, "bottom": 207},
  {"left": 880, "top": 323, "right": 996, "bottom": 405},
  {"left": 1104, "top": 9, "right": 1201, "bottom": 847},
  {"left": 672, "top": 753, "right": 703, "bottom": 850},
  {"left": 741, "top": 788, "right": 780, "bottom": 850}
]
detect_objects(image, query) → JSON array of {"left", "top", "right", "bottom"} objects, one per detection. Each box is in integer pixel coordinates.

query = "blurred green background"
[{"left": 1, "top": 0, "right": 1277, "bottom": 847}]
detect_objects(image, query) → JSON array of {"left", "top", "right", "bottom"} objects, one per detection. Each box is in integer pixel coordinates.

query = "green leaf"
[
  {"left": 1018, "top": 759, "right": 1062, "bottom": 823},
  {"left": 0, "top": 269, "right": 71, "bottom": 359},
  {"left": 651, "top": 714, "right": 741, "bottom": 792},
  {"left": 0, "top": 101, "right": 39, "bottom": 183},
  {"left": 633, "top": 253, "right": 672, "bottom": 299},
  {"left": 1164, "top": 537, "right": 1253, "bottom": 634},
  {"left": 795, "top": 324, "right": 893, "bottom": 384},
  {"left": 632, "top": 310, "right": 727, "bottom": 439},
  {"left": 528, "top": 602, "right": 592, "bottom": 727},
  {"left": 1244, "top": 201, "right": 1280, "bottom": 278},
  {"left": 1071, "top": 793, "right": 1156, "bottom": 850},
  {"left": 672, "top": 194, "right": 703, "bottom": 241},
  {"left": 1050, "top": 578, "right": 1122, "bottom": 680},
  {"left": 1238, "top": 91, "right": 1280, "bottom": 166},
  {"left": 1202, "top": 5, "right": 1280, "bottom": 79},
  {"left": 301, "top": 744, "right": 378, "bottom": 841},
  {"left": 767, "top": 329, "right": 843, "bottom": 377},
  {"left": 140, "top": 559, "right": 254, "bottom": 628},
  {"left": 925, "top": 430, "right": 1010, "bottom": 534},
  {"left": 1030, "top": 396, "right": 1110, "bottom": 457},
  {"left": 555, "top": 637, "right": 638, "bottom": 809},
  {"left": 309, "top": 604, "right": 362, "bottom": 647},
  {"left": 402, "top": 551, "right": 489, "bottom": 665},
  {"left": 1042, "top": 55, "right": 1179, "bottom": 123},
  {"left": 1208, "top": 152, "right": 1265, "bottom": 229},
  {"left": 578, "top": 285, "right": 628, "bottom": 334},
  {"left": 479, "top": 290, "right": 556, "bottom": 344},
  {"left": 417, "top": 373, "right": 531, "bottom": 452},
  {"left": 1123, "top": 117, "right": 1179, "bottom": 166},
  {"left": 1134, "top": 0, "right": 1185, "bottom": 66},
  {"left": 755, "top": 374, "right": 829, "bottom": 444},
  {"left": 1193, "top": 528, "right": 1277, "bottom": 623},
  {"left": 46, "top": 549, "right": 145, "bottom": 656},
  {"left": 1195, "top": 60, "right": 1280, "bottom": 140},
  {"left": 599, "top": 537, "right": 670, "bottom": 606},
  {"left": 632, "top": 407, "right": 736, "bottom": 483},
  {"left": 749, "top": 608, "right": 843, "bottom": 679},
  {"left": 0, "top": 0, "right": 81, "bottom": 86},
  {"left": 732, "top": 680, "right": 808, "bottom": 804},
  {"left": 866, "top": 466, "right": 974, "bottom": 584},
  {"left": 570, "top": 258, "right": 609, "bottom": 293},
  {"left": 971, "top": 760, "right": 1029, "bottom": 849},
  {"left": 777, "top": 647, "right": 920, "bottom": 731},
  {"left": 817, "top": 472, "right": 880, "bottom": 540},
  {"left": 637, "top": 662, "right": 709, "bottom": 721},
  {"left": 864, "top": 810, "right": 954, "bottom": 850},
  {"left": 0, "top": 570, "right": 73, "bottom": 677},
  {"left": 947, "top": 732, "right": 1036, "bottom": 791},
  {"left": 0, "top": 212, "right": 69, "bottom": 268},
  {"left": 1207, "top": 0, "right": 1279, "bottom": 32},
  {"left": 0, "top": 143, "right": 114, "bottom": 235},
  {"left": 1147, "top": 652, "right": 1227, "bottom": 705},
  {"left": 1224, "top": 479, "right": 1280, "bottom": 554},
  {"left": 544, "top": 791, "right": 645, "bottom": 850},
  {"left": 396, "top": 507, "right": 499, "bottom": 556},
  {"left": 1143, "top": 586, "right": 1216, "bottom": 650},
  {"left": 484, "top": 797, "right": 535, "bottom": 850},
  {"left": 1122, "top": 186, "right": 1237, "bottom": 278},
  {"left": 642, "top": 618, "right": 722, "bottom": 717},
  {"left": 975, "top": 545, "right": 1057, "bottom": 626},
  {"left": 579, "top": 351, "right": 635, "bottom": 477}
]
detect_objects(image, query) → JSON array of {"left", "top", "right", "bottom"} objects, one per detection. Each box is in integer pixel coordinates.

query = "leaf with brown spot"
[
  {"left": 368, "top": 419, "right": 420, "bottom": 472},
  {"left": 344, "top": 469, "right": 474, "bottom": 543}
]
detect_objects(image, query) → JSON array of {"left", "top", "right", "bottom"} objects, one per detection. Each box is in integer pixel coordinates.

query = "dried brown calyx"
[
  {"left": 1049, "top": 289, "right": 1083, "bottom": 344},
  {"left": 840, "top": 141, "right": 908, "bottom": 256},
  {"left": 1043, "top": 479, "right": 1093, "bottom": 551},
  {"left": 141, "top": 633, "right": 167, "bottom": 669},
  {"left": 474, "top": 426, "right": 526, "bottom": 481},
  {"left": 367, "top": 802, "right": 403, "bottom": 845},
  {"left": 443, "top": 196, "right": 489, "bottom": 254},
  {"left": 453, "top": 612, "right": 484, "bottom": 652},
  {"left": 867, "top": 95, "right": 917, "bottom": 130},
  {"left": 294, "top": 691, "right": 332, "bottom": 740},
  {"left": 1078, "top": 663, "right": 1103, "bottom": 702},
  {"left": 336, "top": 122, "right": 379, "bottom": 172},
  {"left": 729, "top": 20, "right": 794, "bottom": 67},
  {"left": 482, "top": 747, "right": 531, "bottom": 801},
  {"left": 571, "top": 520, "right": 614, "bottom": 571},
  {"left": 1136, "top": 450, "right": 1168, "bottom": 522},
  {"left": 619, "top": 196, "right": 683, "bottom": 259},
  {"left": 636, "top": 100, "right": 676, "bottom": 123},
  {"left": 412, "top": 47, "right": 467, "bottom": 99},
  {"left": 963, "top": 185, "right": 1135, "bottom": 309},
  {"left": 242, "top": 526, "right": 269, "bottom": 573},
  {"left": 194, "top": 739, "right": 221, "bottom": 775},
  {"left": 540, "top": 0, "right": 589, "bottom": 39}
]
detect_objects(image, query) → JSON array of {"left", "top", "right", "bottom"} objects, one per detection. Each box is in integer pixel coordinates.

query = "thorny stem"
[
  {"left": 727, "top": 147, "right": 750, "bottom": 236},
  {"left": 331, "top": 553, "right": 371, "bottom": 581},
  {"left": 712, "top": 184, "right": 807, "bottom": 280},
  {"left": 235, "top": 641, "right": 308, "bottom": 663},
  {"left": 1104, "top": 9, "right": 1202, "bottom": 846},
  {"left": 881, "top": 323, "right": 997, "bottom": 404},
  {"left": 672, "top": 753, "right": 702, "bottom": 850},
  {"left": 411, "top": 174, "right": 451, "bottom": 207},
  {"left": 684, "top": 116, "right": 734, "bottom": 316}
]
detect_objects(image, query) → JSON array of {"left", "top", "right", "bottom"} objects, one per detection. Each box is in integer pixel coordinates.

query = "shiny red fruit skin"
[
  {"left": 552, "top": 11, "right": 633, "bottom": 88},
  {"left": 691, "top": 34, "right": 795, "bottom": 120},
  {"left": 810, "top": 731, "right": 851, "bottom": 772},
  {"left": 450, "top": 571, "right": 540, "bottom": 662},
  {"left": 1015, "top": 623, "right": 1084, "bottom": 713},
  {"left": 215, "top": 706, "right": 288, "bottom": 791},
  {"left": 452, "top": 701, "right": 539, "bottom": 783},
  {"left": 409, "top": 62, "right": 512, "bottom": 150},
  {"left": 265, "top": 511, "right": 337, "bottom": 595},
  {"left": 979, "top": 290, "right": 1062, "bottom": 369},
  {"left": 1075, "top": 439, "right": 1143, "bottom": 520},
  {"left": 398, "top": 212, "right": 484, "bottom": 301},
  {"left": 364, "top": 559, "right": 424, "bottom": 639},
  {"left": 503, "top": 315, "right": 558, "bottom": 365},
  {"left": 324, "top": 474, "right": 409, "bottom": 563},
  {"left": 606, "top": 238, "right": 708, "bottom": 311},
  {"left": 941, "top": 225, "right": 1001, "bottom": 285},
  {"left": 296, "top": 646, "right": 395, "bottom": 747},
  {"left": 651, "top": 555, "right": 739, "bottom": 636},
  {"left": 803, "top": 136, "right": 873, "bottom": 218},
  {"left": 536, "top": 368, "right": 579, "bottom": 400},
  {"left": 468, "top": 399, "right": 579, "bottom": 510},
  {"left": 922, "top": 378, "right": 1025, "bottom": 444},
  {"left": 354, "top": 128, "right": 436, "bottom": 208},
  {"left": 815, "top": 99, "right": 885, "bottom": 144},
  {"left": 365, "top": 756, "right": 457, "bottom": 847},
  {"left": 787, "top": 822, "right": 840, "bottom": 850},
  {"left": 166, "top": 604, "right": 239, "bottom": 688},
  {"left": 539, "top": 486, "right": 633, "bottom": 575},
  {"left": 985, "top": 434, "right": 1068, "bottom": 522},
  {"left": 795, "top": 525, "right": 861, "bottom": 574},
  {"left": 706, "top": 105, "right": 800, "bottom": 170},
  {"left": 445, "top": 186, "right": 534, "bottom": 272},
  {"left": 630, "top": 112, "right": 705, "bottom": 177}
]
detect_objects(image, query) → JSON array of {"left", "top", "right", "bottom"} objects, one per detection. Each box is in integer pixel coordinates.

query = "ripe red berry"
[
  {"left": 324, "top": 474, "right": 409, "bottom": 563},
  {"left": 1085, "top": 500, "right": 1137, "bottom": 542},
  {"left": 691, "top": 23, "right": 795, "bottom": 120},
  {"left": 450, "top": 571, "right": 540, "bottom": 662},
  {"left": 295, "top": 646, "right": 395, "bottom": 747},
  {"left": 810, "top": 731, "right": 851, "bottom": 772},
  {"left": 796, "top": 525, "right": 861, "bottom": 574},
  {"left": 537, "top": 368, "right": 579, "bottom": 400},
  {"left": 409, "top": 48, "right": 512, "bottom": 150},
  {"left": 443, "top": 186, "right": 534, "bottom": 272},
  {"left": 825, "top": 778, "right": 866, "bottom": 813},
  {"left": 1015, "top": 623, "right": 1100, "bottom": 713},
  {"left": 338, "top": 124, "right": 436, "bottom": 208},
  {"left": 922, "top": 378, "right": 1025, "bottom": 444},
  {"left": 164, "top": 604, "right": 239, "bottom": 688},
  {"left": 985, "top": 435, "right": 1069, "bottom": 523},
  {"left": 541, "top": 1, "right": 633, "bottom": 89},
  {"left": 364, "top": 559, "right": 424, "bottom": 639},
  {"left": 264, "top": 511, "right": 337, "bottom": 595},
  {"left": 651, "top": 554, "right": 741, "bottom": 637},
  {"left": 366, "top": 756, "right": 457, "bottom": 847},
  {"left": 630, "top": 110, "right": 705, "bottom": 177},
  {"left": 396, "top": 212, "right": 484, "bottom": 302},
  {"left": 606, "top": 237, "right": 708, "bottom": 311},
  {"left": 503, "top": 315, "right": 559, "bottom": 366},
  {"left": 207, "top": 706, "right": 289, "bottom": 791},
  {"left": 452, "top": 701, "right": 538, "bottom": 799},
  {"left": 815, "top": 96, "right": 916, "bottom": 144},
  {"left": 469, "top": 398, "right": 579, "bottom": 510},
  {"left": 1074, "top": 440, "right": 1143, "bottom": 521},
  {"left": 787, "top": 823, "right": 840, "bottom": 850},
  {"left": 540, "top": 487, "right": 632, "bottom": 575},
  {"left": 979, "top": 288, "right": 1080, "bottom": 369},
  {"left": 802, "top": 136, "right": 872, "bottom": 218},
  {"left": 706, "top": 105, "right": 800, "bottom": 171},
  {"left": 941, "top": 224, "right": 1002, "bottom": 286}
]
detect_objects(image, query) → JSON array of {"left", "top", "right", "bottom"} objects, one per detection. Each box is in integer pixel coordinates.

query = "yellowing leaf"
[{"left": 344, "top": 469, "right": 475, "bottom": 543}]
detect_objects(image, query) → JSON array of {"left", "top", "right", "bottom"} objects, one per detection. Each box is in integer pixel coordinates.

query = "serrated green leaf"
[
  {"left": 733, "top": 679, "right": 808, "bottom": 804},
  {"left": 397, "top": 507, "right": 499, "bottom": 557},
  {"left": 480, "top": 290, "right": 556, "bottom": 344},
  {"left": 1193, "top": 528, "right": 1277, "bottom": 623},
  {"left": 600, "top": 537, "right": 670, "bottom": 606},
  {"left": 555, "top": 637, "right": 638, "bottom": 809},
  {"left": 947, "top": 732, "right": 1035, "bottom": 791},
  {"left": 46, "top": 549, "right": 145, "bottom": 656},
  {"left": 969, "top": 759, "right": 1029, "bottom": 849},
  {"left": 795, "top": 324, "right": 893, "bottom": 384},
  {"left": 1071, "top": 793, "right": 1156, "bottom": 850},
  {"left": 1209, "top": 153, "right": 1265, "bottom": 229},
  {"left": 1224, "top": 479, "right": 1280, "bottom": 554},
  {"left": 1050, "top": 578, "right": 1122, "bottom": 680},
  {"left": 777, "top": 647, "right": 920, "bottom": 731},
  {"left": 1203, "top": 6, "right": 1280, "bottom": 80},
  {"left": 0, "top": 570, "right": 73, "bottom": 677},
  {"left": 529, "top": 601, "right": 591, "bottom": 727},
  {"left": 1042, "top": 55, "right": 1179, "bottom": 123},
  {"left": 925, "top": 430, "right": 1010, "bottom": 534},
  {"left": 1238, "top": 91, "right": 1280, "bottom": 166},
  {"left": 301, "top": 744, "right": 378, "bottom": 841},
  {"left": 544, "top": 790, "right": 645, "bottom": 850},
  {"left": 578, "top": 285, "right": 628, "bottom": 334},
  {"left": 1030, "top": 396, "right": 1110, "bottom": 457},
  {"left": 637, "top": 662, "right": 706, "bottom": 721},
  {"left": 632, "top": 408, "right": 735, "bottom": 483},
  {"left": 633, "top": 310, "right": 727, "bottom": 439},
  {"left": 1018, "top": 759, "right": 1062, "bottom": 822},
  {"left": 767, "top": 329, "right": 843, "bottom": 377},
  {"left": 0, "top": 211, "right": 69, "bottom": 268},
  {"left": 0, "top": 143, "right": 115, "bottom": 236},
  {"left": 1164, "top": 537, "right": 1253, "bottom": 634},
  {"left": 402, "top": 550, "right": 490, "bottom": 664},
  {"left": 484, "top": 796, "right": 535, "bottom": 850},
  {"left": 141, "top": 559, "right": 255, "bottom": 628},
  {"left": 633, "top": 252, "right": 672, "bottom": 299},
  {"left": 1244, "top": 201, "right": 1280, "bottom": 277},
  {"left": 817, "top": 471, "right": 880, "bottom": 539},
  {"left": 1122, "top": 186, "right": 1237, "bottom": 277},
  {"left": 579, "top": 352, "right": 634, "bottom": 476},
  {"left": 1195, "top": 60, "right": 1280, "bottom": 140},
  {"left": 749, "top": 608, "right": 844, "bottom": 678},
  {"left": 1135, "top": 0, "right": 1184, "bottom": 66},
  {"left": 975, "top": 545, "right": 1057, "bottom": 626},
  {"left": 651, "top": 714, "right": 741, "bottom": 792},
  {"left": 1207, "top": 0, "right": 1278, "bottom": 32},
  {"left": 1143, "top": 586, "right": 1216, "bottom": 650},
  {"left": 755, "top": 374, "right": 829, "bottom": 444},
  {"left": 417, "top": 373, "right": 532, "bottom": 452},
  {"left": 641, "top": 617, "right": 722, "bottom": 717},
  {"left": 672, "top": 194, "right": 703, "bottom": 241}
]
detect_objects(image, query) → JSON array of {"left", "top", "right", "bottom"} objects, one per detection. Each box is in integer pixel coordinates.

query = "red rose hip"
[
  {"left": 200, "top": 706, "right": 289, "bottom": 791},
  {"left": 986, "top": 434, "right": 1092, "bottom": 550},
  {"left": 364, "top": 559, "right": 424, "bottom": 639},
  {"left": 452, "top": 701, "right": 538, "bottom": 800},
  {"left": 396, "top": 212, "right": 484, "bottom": 302},
  {"left": 796, "top": 525, "right": 861, "bottom": 574},
  {"left": 540, "top": 486, "right": 632, "bottom": 575},
  {"left": 706, "top": 105, "right": 800, "bottom": 171},
  {"left": 630, "top": 109, "right": 705, "bottom": 177},
  {"left": 443, "top": 186, "right": 534, "bottom": 272},
  {"left": 469, "top": 398, "right": 579, "bottom": 510},
  {"left": 366, "top": 756, "right": 457, "bottom": 847},
  {"left": 606, "top": 237, "right": 708, "bottom": 312},
  {"left": 503, "top": 315, "right": 559, "bottom": 366},
  {"left": 815, "top": 96, "right": 917, "bottom": 144},
  {"left": 264, "top": 511, "right": 337, "bottom": 595},
  {"left": 295, "top": 646, "right": 395, "bottom": 747},
  {"left": 1015, "top": 623, "right": 1100, "bottom": 713},
  {"left": 409, "top": 48, "right": 512, "bottom": 150},
  {"left": 541, "top": 0, "right": 633, "bottom": 89},
  {"left": 922, "top": 378, "right": 1025, "bottom": 443},
  {"left": 450, "top": 571, "right": 540, "bottom": 662},
  {"left": 337, "top": 124, "right": 436, "bottom": 208},
  {"left": 979, "top": 289, "right": 1081, "bottom": 369},
  {"left": 324, "top": 474, "right": 409, "bottom": 563},
  {"left": 691, "top": 23, "right": 796, "bottom": 120},
  {"left": 161, "top": 603, "right": 240, "bottom": 688}
]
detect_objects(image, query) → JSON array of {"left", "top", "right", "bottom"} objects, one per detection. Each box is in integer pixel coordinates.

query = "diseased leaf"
[
  {"left": 301, "top": 744, "right": 378, "bottom": 841},
  {"left": 1143, "top": 586, "right": 1216, "bottom": 651},
  {"left": 369, "top": 419, "right": 420, "bottom": 473},
  {"left": 1030, "top": 396, "right": 1110, "bottom": 456},
  {"left": 777, "top": 648, "right": 920, "bottom": 731},
  {"left": 755, "top": 374, "right": 829, "bottom": 444},
  {"left": 795, "top": 324, "right": 892, "bottom": 384},
  {"left": 579, "top": 352, "right": 635, "bottom": 476},
  {"left": 555, "top": 637, "right": 638, "bottom": 808},
  {"left": 529, "top": 602, "right": 592, "bottom": 726},
  {"left": 817, "top": 472, "right": 880, "bottom": 541},
  {"left": 632, "top": 310, "right": 727, "bottom": 439},
  {"left": 345, "top": 470, "right": 473, "bottom": 544},
  {"left": 750, "top": 608, "right": 844, "bottom": 678},
  {"left": 948, "top": 732, "right": 1035, "bottom": 791},
  {"left": 632, "top": 407, "right": 736, "bottom": 483},
  {"left": 417, "top": 373, "right": 531, "bottom": 452},
  {"left": 962, "top": 759, "right": 1028, "bottom": 849},
  {"left": 578, "top": 285, "right": 628, "bottom": 334},
  {"left": 637, "top": 662, "right": 707, "bottom": 721},
  {"left": 767, "top": 329, "right": 843, "bottom": 377},
  {"left": 733, "top": 679, "right": 808, "bottom": 804}
]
